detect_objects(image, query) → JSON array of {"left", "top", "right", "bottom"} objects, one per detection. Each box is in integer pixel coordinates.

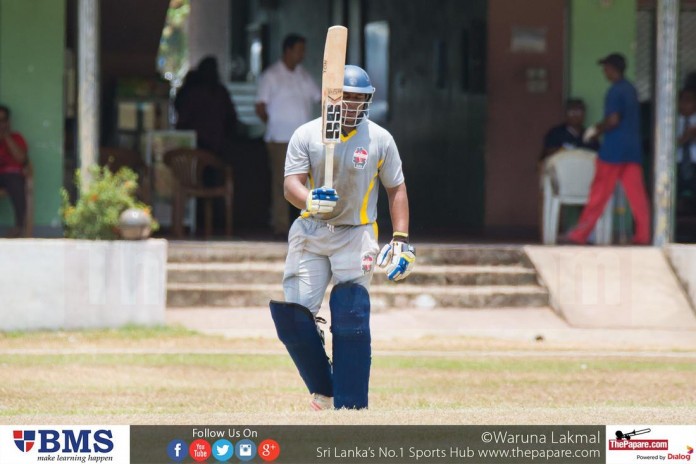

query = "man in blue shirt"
[{"left": 567, "top": 53, "right": 651, "bottom": 245}]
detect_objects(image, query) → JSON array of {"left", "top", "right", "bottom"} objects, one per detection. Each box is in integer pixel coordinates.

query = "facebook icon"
[{"left": 167, "top": 439, "right": 188, "bottom": 462}]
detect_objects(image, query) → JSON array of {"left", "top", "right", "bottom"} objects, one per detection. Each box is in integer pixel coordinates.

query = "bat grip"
[{"left": 325, "top": 143, "right": 335, "bottom": 188}]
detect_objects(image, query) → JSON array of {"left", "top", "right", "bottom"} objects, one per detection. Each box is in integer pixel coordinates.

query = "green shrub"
[{"left": 60, "top": 165, "right": 158, "bottom": 239}]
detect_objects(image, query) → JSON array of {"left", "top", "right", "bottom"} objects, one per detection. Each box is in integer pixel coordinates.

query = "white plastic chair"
[{"left": 542, "top": 149, "right": 613, "bottom": 245}]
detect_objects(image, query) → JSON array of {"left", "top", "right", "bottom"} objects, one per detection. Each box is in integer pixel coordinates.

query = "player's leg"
[
  {"left": 283, "top": 220, "right": 333, "bottom": 314},
  {"left": 618, "top": 162, "right": 651, "bottom": 244},
  {"left": 270, "top": 219, "right": 334, "bottom": 402},
  {"left": 568, "top": 159, "right": 621, "bottom": 243},
  {"left": 329, "top": 224, "right": 379, "bottom": 290},
  {"left": 328, "top": 225, "right": 379, "bottom": 409},
  {"left": 329, "top": 282, "right": 371, "bottom": 409},
  {"left": 269, "top": 300, "right": 333, "bottom": 398}
]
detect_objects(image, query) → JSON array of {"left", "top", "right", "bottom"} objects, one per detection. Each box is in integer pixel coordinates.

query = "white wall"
[
  {"left": 0, "top": 239, "right": 167, "bottom": 331},
  {"left": 189, "top": 0, "right": 231, "bottom": 79}
]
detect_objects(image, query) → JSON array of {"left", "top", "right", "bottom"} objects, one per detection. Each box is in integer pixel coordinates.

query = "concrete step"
[
  {"left": 167, "top": 262, "right": 539, "bottom": 286},
  {"left": 168, "top": 241, "right": 289, "bottom": 263},
  {"left": 167, "top": 242, "right": 532, "bottom": 266},
  {"left": 166, "top": 283, "right": 549, "bottom": 309}
]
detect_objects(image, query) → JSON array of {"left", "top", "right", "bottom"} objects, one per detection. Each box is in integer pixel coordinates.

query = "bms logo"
[
  {"left": 13, "top": 430, "right": 35, "bottom": 452},
  {"left": 11, "top": 429, "right": 114, "bottom": 453}
]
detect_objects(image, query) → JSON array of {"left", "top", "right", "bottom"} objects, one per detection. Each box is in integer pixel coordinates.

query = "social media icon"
[
  {"left": 259, "top": 439, "right": 281, "bottom": 462},
  {"left": 189, "top": 439, "right": 212, "bottom": 462},
  {"left": 235, "top": 439, "right": 257, "bottom": 462},
  {"left": 167, "top": 440, "right": 188, "bottom": 462},
  {"left": 212, "top": 439, "right": 234, "bottom": 462}
]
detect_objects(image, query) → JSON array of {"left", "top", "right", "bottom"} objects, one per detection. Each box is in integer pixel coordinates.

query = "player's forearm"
[
  {"left": 284, "top": 176, "right": 310, "bottom": 210},
  {"left": 387, "top": 183, "right": 409, "bottom": 235}
]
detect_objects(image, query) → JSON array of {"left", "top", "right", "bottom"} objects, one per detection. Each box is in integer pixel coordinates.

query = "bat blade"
[{"left": 321, "top": 25, "right": 347, "bottom": 188}]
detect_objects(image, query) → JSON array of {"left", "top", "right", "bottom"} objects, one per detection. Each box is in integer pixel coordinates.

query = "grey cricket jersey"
[{"left": 285, "top": 117, "right": 405, "bottom": 226}]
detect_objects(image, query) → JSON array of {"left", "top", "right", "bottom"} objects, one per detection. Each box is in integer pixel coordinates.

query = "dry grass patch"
[{"left": 1, "top": 327, "right": 694, "bottom": 424}]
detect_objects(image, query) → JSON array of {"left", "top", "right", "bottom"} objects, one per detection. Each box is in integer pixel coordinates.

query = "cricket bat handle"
[{"left": 325, "top": 143, "right": 335, "bottom": 188}]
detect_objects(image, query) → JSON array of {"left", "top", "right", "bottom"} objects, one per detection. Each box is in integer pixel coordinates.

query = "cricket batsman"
[{"left": 269, "top": 65, "right": 415, "bottom": 410}]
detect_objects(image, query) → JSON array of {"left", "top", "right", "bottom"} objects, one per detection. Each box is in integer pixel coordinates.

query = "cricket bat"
[{"left": 321, "top": 25, "right": 348, "bottom": 189}]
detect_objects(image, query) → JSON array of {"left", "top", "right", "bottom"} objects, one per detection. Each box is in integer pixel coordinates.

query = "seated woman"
[{"left": 0, "top": 104, "right": 29, "bottom": 238}]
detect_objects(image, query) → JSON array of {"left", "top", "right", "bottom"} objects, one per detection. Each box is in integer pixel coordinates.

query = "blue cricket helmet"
[
  {"left": 343, "top": 65, "right": 375, "bottom": 95},
  {"left": 342, "top": 65, "right": 374, "bottom": 126}
]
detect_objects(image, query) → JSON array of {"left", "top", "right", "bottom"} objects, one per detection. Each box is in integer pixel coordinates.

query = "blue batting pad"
[
  {"left": 329, "top": 283, "right": 371, "bottom": 409},
  {"left": 270, "top": 300, "right": 333, "bottom": 397}
]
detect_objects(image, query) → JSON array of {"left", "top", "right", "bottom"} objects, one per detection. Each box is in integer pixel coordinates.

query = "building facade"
[{"left": 0, "top": 0, "right": 692, "bottom": 240}]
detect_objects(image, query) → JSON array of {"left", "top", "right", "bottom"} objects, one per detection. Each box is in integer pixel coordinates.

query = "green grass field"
[{"left": 1, "top": 327, "right": 694, "bottom": 425}]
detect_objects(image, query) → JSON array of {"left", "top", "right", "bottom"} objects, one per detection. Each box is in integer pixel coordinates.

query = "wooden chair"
[
  {"left": 99, "top": 147, "right": 151, "bottom": 204},
  {"left": 163, "top": 148, "right": 233, "bottom": 238},
  {"left": 0, "top": 162, "right": 34, "bottom": 237}
]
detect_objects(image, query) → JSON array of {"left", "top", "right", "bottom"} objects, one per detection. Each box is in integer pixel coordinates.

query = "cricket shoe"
[{"left": 310, "top": 393, "right": 333, "bottom": 411}]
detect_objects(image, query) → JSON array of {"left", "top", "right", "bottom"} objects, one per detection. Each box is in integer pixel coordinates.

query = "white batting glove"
[
  {"left": 377, "top": 233, "right": 416, "bottom": 281},
  {"left": 306, "top": 187, "right": 339, "bottom": 214},
  {"left": 582, "top": 125, "right": 598, "bottom": 143}
]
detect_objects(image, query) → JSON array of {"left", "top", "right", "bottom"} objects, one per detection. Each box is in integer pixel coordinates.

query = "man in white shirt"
[
  {"left": 256, "top": 34, "right": 320, "bottom": 235},
  {"left": 678, "top": 88, "right": 696, "bottom": 216}
]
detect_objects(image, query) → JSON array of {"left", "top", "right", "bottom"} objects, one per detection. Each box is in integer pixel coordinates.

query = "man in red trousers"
[{"left": 568, "top": 53, "right": 651, "bottom": 245}]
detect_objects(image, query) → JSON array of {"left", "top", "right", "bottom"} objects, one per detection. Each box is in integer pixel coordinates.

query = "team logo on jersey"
[
  {"left": 361, "top": 252, "right": 374, "bottom": 274},
  {"left": 353, "top": 147, "right": 368, "bottom": 169}
]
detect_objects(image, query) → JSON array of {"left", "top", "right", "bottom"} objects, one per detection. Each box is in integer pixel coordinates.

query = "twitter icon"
[{"left": 212, "top": 439, "right": 234, "bottom": 462}]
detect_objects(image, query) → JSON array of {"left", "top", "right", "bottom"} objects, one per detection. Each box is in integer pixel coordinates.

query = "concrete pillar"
[
  {"left": 653, "top": 0, "right": 679, "bottom": 246},
  {"left": 347, "top": 0, "right": 362, "bottom": 65},
  {"left": 332, "top": 0, "right": 344, "bottom": 25},
  {"left": 78, "top": 0, "right": 100, "bottom": 186},
  {"left": 189, "top": 0, "right": 231, "bottom": 80}
]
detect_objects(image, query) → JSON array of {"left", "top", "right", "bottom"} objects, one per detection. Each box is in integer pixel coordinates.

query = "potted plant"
[{"left": 60, "top": 165, "right": 158, "bottom": 240}]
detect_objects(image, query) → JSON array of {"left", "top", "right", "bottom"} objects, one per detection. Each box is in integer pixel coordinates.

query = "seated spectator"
[
  {"left": 0, "top": 104, "right": 28, "bottom": 238},
  {"left": 539, "top": 99, "right": 600, "bottom": 241},
  {"left": 541, "top": 98, "right": 600, "bottom": 161},
  {"left": 677, "top": 87, "right": 696, "bottom": 217}
]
